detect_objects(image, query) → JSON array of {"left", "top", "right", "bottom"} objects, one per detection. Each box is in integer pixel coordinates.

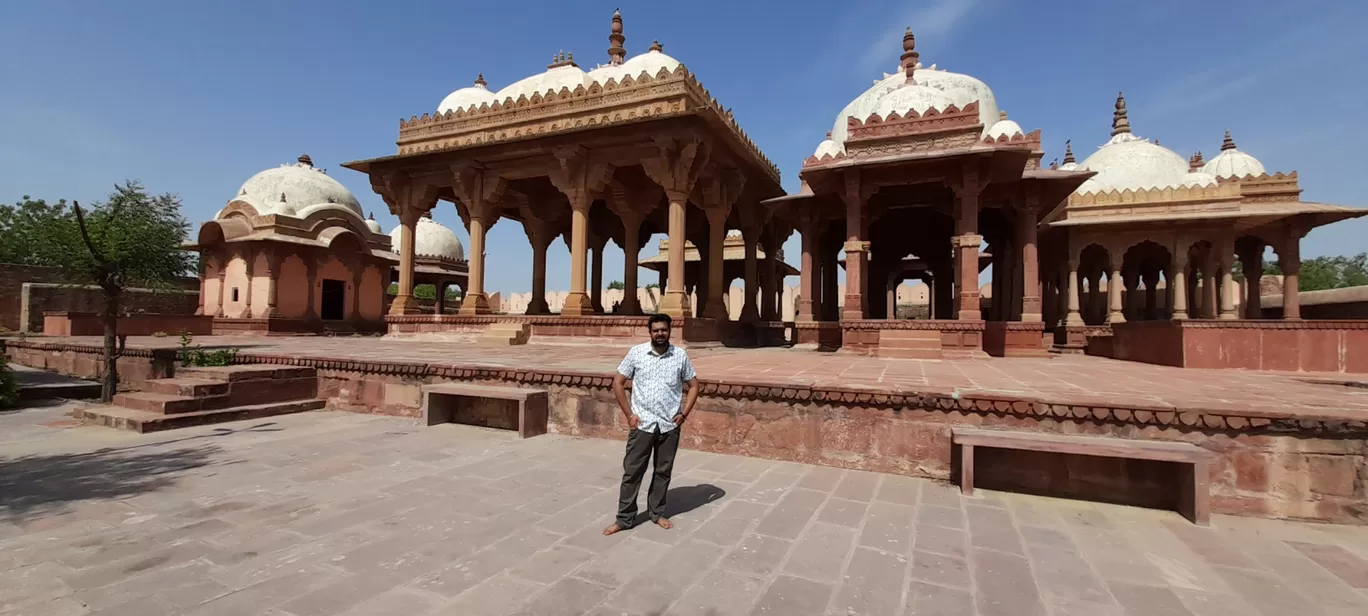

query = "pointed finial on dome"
[
  {"left": 999, "top": 110, "right": 1007, "bottom": 121},
  {"left": 1221, "top": 129, "right": 1236, "bottom": 151},
  {"left": 649, "top": 40, "right": 663, "bottom": 52},
  {"left": 1153, "top": 139, "right": 1160, "bottom": 146},
  {"left": 899, "top": 27, "right": 919, "bottom": 81},
  {"left": 422, "top": 210, "right": 433, "bottom": 219},
  {"left": 1111, "top": 91, "right": 1131, "bottom": 137},
  {"left": 1189, "top": 151, "right": 1204, "bottom": 171},
  {"left": 608, "top": 9, "right": 626, "bottom": 65},
  {"left": 1049, "top": 158, "right": 1059, "bottom": 170},
  {"left": 474, "top": 73, "right": 487, "bottom": 87},
  {"left": 368, "top": 211, "right": 375, "bottom": 220},
  {"left": 297, "top": 153, "right": 313, "bottom": 167},
  {"left": 279, "top": 192, "right": 287, "bottom": 203},
  {"left": 826, "top": 130, "right": 833, "bottom": 140},
  {"left": 1063, "top": 139, "right": 1076, "bottom": 164}
]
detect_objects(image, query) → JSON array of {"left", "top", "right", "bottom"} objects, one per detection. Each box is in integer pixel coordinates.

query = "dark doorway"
[{"left": 320, "top": 279, "right": 346, "bottom": 321}]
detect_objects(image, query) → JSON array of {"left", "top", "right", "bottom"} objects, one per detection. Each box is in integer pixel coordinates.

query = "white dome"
[
  {"left": 389, "top": 216, "right": 465, "bottom": 262},
  {"left": 495, "top": 64, "right": 588, "bottom": 101},
  {"left": 1076, "top": 178, "right": 1107, "bottom": 194},
  {"left": 871, "top": 84, "right": 958, "bottom": 120},
  {"left": 1182, "top": 171, "right": 1219, "bottom": 188},
  {"left": 365, "top": 217, "right": 383, "bottom": 234},
  {"left": 1077, "top": 134, "right": 1190, "bottom": 193},
  {"left": 1202, "top": 148, "right": 1265, "bottom": 179},
  {"left": 813, "top": 138, "right": 844, "bottom": 159},
  {"left": 225, "top": 157, "right": 362, "bottom": 220},
  {"left": 438, "top": 78, "right": 499, "bottom": 114},
  {"left": 1058, "top": 161, "right": 1080, "bottom": 171},
  {"left": 586, "top": 48, "right": 681, "bottom": 84},
  {"left": 985, "top": 119, "right": 1024, "bottom": 140},
  {"left": 825, "top": 66, "right": 1002, "bottom": 152}
]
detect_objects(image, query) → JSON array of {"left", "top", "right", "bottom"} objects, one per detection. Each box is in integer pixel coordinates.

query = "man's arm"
[
  {"left": 674, "top": 377, "right": 700, "bottom": 426},
  {"left": 612, "top": 372, "right": 638, "bottom": 430}
]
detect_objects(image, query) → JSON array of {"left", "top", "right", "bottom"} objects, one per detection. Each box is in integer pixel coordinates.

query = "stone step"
[
  {"left": 479, "top": 322, "right": 531, "bottom": 346},
  {"left": 112, "top": 391, "right": 203, "bottom": 414},
  {"left": 878, "top": 348, "right": 944, "bottom": 360},
  {"left": 177, "top": 364, "right": 316, "bottom": 382},
  {"left": 74, "top": 399, "right": 326, "bottom": 433},
  {"left": 878, "top": 330, "right": 943, "bottom": 351},
  {"left": 141, "top": 377, "right": 230, "bottom": 398}
]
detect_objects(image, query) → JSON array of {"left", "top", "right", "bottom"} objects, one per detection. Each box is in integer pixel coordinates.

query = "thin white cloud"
[{"left": 857, "top": 0, "right": 981, "bottom": 74}]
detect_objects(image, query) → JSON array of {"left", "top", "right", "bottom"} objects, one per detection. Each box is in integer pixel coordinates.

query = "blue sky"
[{"left": 4, "top": 0, "right": 1366, "bottom": 293}]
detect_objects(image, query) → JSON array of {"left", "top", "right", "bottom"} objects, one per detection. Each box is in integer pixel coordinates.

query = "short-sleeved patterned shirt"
[{"left": 616, "top": 342, "right": 697, "bottom": 433}]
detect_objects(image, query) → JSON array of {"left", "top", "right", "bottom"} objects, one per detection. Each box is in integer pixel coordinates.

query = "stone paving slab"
[
  {"left": 2, "top": 403, "right": 1368, "bottom": 615},
  {"left": 22, "top": 335, "right": 1368, "bottom": 419}
]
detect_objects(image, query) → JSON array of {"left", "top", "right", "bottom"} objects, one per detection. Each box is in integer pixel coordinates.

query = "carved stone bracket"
[{"left": 641, "top": 136, "right": 711, "bottom": 200}]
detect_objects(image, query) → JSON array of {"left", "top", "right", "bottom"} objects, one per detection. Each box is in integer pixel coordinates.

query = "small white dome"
[
  {"left": 1058, "top": 161, "right": 1080, "bottom": 171},
  {"left": 1076, "top": 177, "right": 1107, "bottom": 195},
  {"left": 985, "top": 119, "right": 1024, "bottom": 140},
  {"left": 587, "top": 48, "right": 681, "bottom": 84},
  {"left": 438, "top": 77, "right": 499, "bottom": 114},
  {"left": 813, "top": 138, "right": 844, "bottom": 159},
  {"left": 225, "top": 156, "right": 362, "bottom": 220},
  {"left": 365, "top": 217, "right": 383, "bottom": 234},
  {"left": 1077, "top": 134, "right": 1190, "bottom": 193},
  {"left": 389, "top": 216, "right": 465, "bottom": 262},
  {"left": 495, "top": 64, "right": 588, "bottom": 101},
  {"left": 871, "top": 84, "right": 958, "bottom": 120},
  {"left": 1202, "top": 134, "right": 1266, "bottom": 178},
  {"left": 1182, "top": 171, "right": 1219, "bottom": 188}
]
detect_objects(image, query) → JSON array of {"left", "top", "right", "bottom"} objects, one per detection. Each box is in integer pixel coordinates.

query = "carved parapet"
[
  {"left": 1070, "top": 181, "right": 1241, "bottom": 204},
  {"left": 393, "top": 64, "right": 779, "bottom": 184},
  {"left": 1227, "top": 171, "right": 1303, "bottom": 203},
  {"left": 845, "top": 102, "right": 980, "bottom": 141},
  {"left": 981, "top": 128, "right": 1042, "bottom": 148}
]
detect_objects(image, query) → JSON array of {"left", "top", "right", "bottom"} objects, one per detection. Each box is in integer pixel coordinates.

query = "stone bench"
[
  {"left": 951, "top": 427, "right": 1217, "bottom": 525},
  {"left": 421, "top": 383, "right": 548, "bottom": 438}
]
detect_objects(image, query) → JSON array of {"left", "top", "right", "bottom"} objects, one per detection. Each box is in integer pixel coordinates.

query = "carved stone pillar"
[
  {"left": 350, "top": 261, "right": 365, "bottom": 322},
  {"left": 886, "top": 278, "right": 897, "bottom": 321},
  {"left": 1170, "top": 250, "right": 1189, "bottom": 320},
  {"left": 590, "top": 237, "right": 605, "bottom": 314},
  {"left": 435, "top": 282, "right": 447, "bottom": 315},
  {"left": 1066, "top": 257, "right": 1083, "bottom": 326},
  {"left": 641, "top": 137, "right": 708, "bottom": 319},
  {"left": 661, "top": 191, "right": 691, "bottom": 318},
  {"left": 1018, "top": 203, "right": 1041, "bottom": 322},
  {"left": 1218, "top": 237, "right": 1237, "bottom": 320},
  {"left": 1107, "top": 263, "right": 1126, "bottom": 324},
  {"left": 1142, "top": 269, "right": 1160, "bottom": 320},
  {"left": 305, "top": 257, "right": 318, "bottom": 320},
  {"left": 1279, "top": 231, "right": 1302, "bottom": 320},
  {"left": 524, "top": 223, "right": 552, "bottom": 315},
  {"left": 952, "top": 174, "right": 983, "bottom": 320},
  {"left": 261, "top": 250, "right": 282, "bottom": 318},
  {"left": 797, "top": 217, "right": 821, "bottom": 322},
  {"left": 241, "top": 247, "right": 256, "bottom": 318},
  {"left": 841, "top": 175, "right": 869, "bottom": 321},
  {"left": 213, "top": 254, "right": 227, "bottom": 318},
  {"left": 822, "top": 232, "right": 840, "bottom": 321},
  {"left": 740, "top": 226, "right": 761, "bottom": 322},
  {"left": 761, "top": 231, "right": 780, "bottom": 321},
  {"left": 703, "top": 207, "right": 728, "bottom": 320},
  {"left": 561, "top": 195, "right": 593, "bottom": 316},
  {"left": 620, "top": 215, "right": 642, "bottom": 316},
  {"left": 1239, "top": 246, "right": 1263, "bottom": 319}
]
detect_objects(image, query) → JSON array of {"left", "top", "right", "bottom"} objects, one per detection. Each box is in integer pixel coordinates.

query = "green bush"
[{"left": 0, "top": 355, "right": 19, "bottom": 408}]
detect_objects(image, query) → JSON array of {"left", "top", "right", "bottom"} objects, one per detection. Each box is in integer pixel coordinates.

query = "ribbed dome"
[
  {"left": 495, "top": 63, "right": 588, "bottom": 101},
  {"left": 365, "top": 216, "right": 383, "bottom": 234},
  {"left": 822, "top": 66, "right": 1003, "bottom": 158},
  {"left": 389, "top": 216, "right": 465, "bottom": 261},
  {"left": 1077, "top": 134, "right": 1190, "bottom": 193},
  {"left": 1202, "top": 132, "right": 1266, "bottom": 178},
  {"left": 871, "top": 83, "right": 958, "bottom": 120},
  {"left": 224, "top": 156, "right": 362, "bottom": 220},
  {"left": 587, "top": 48, "right": 681, "bottom": 84},
  {"left": 438, "top": 75, "right": 498, "bottom": 114}
]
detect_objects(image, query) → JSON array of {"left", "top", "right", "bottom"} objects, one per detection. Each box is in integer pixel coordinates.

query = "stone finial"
[
  {"left": 649, "top": 40, "right": 663, "bottom": 52},
  {"left": 368, "top": 211, "right": 375, "bottom": 220},
  {"left": 297, "top": 153, "right": 313, "bottom": 167},
  {"left": 899, "top": 27, "right": 919, "bottom": 80},
  {"left": 1221, "top": 129, "right": 1236, "bottom": 151},
  {"left": 999, "top": 110, "right": 1007, "bottom": 120},
  {"left": 474, "top": 73, "right": 487, "bottom": 87},
  {"left": 1111, "top": 91, "right": 1131, "bottom": 137},
  {"left": 279, "top": 192, "right": 287, "bottom": 203},
  {"left": 1049, "top": 158, "right": 1059, "bottom": 170},
  {"left": 1189, "top": 151, "right": 1205, "bottom": 171},
  {"left": 1063, "top": 139, "right": 1075, "bottom": 165},
  {"left": 607, "top": 8, "right": 626, "bottom": 66},
  {"left": 826, "top": 130, "right": 833, "bottom": 140}
]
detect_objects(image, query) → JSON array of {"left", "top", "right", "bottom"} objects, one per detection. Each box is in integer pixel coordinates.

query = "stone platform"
[{"left": 5, "top": 335, "right": 1368, "bottom": 524}]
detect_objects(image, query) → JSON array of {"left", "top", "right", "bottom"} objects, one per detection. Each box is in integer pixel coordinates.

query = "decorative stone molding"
[
  {"left": 1070, "top": 182, "right": 1241, "bottom": 204},
  {"left": 845, "top": 103, "right": 981, "bottom": 140}
]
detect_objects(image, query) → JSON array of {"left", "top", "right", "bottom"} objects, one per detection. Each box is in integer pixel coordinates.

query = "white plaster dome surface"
[
  {"left": 587, "top": 49, "right": 681, "bottom": 84},
  {"left": 826, "top": 66, "right": 1003, "bottom": 152},
  {"left": 986, "top": 119, "right": 1024, "bottom": 140},
  {"left": 813, "top": 138, "right": 843, "bottom": 159},
  {"left": 871, "top": 84, "right": 957, "bottom": 121},
  {"left": 389, "top": 216, "right": 466, "bottom": 261},
  {"left": 1202, "top": 148, "right": 1266, "bottom": 179},
  {"left": 438, "top": 82, "right": 498, "bottom": 114},
  {"left": 365, "top": 218, "right": 383, "bottom": 234},
  {"left": 1077, "top": 134, "right": 1190, "bottom": 193},
  {"left": 226, "top": 160, "right": 363, "bottom": 220},
  {"left": 1182, "top": 171, "right": 1219, "bottom": 188},
  {"left": 495, "top": 64, "right": 588, "bottom": 101}
]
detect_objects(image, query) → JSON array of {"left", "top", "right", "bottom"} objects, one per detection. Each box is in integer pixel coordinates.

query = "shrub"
[{"left": 0, "top": 355, "right": 19, "bottom": 408}]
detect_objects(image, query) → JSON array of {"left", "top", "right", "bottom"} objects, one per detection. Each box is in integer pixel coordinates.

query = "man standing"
[{"left": 603, "top": 313, "right": 699, "bottom": 535}]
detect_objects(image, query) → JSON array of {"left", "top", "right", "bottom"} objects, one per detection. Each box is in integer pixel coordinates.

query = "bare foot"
[
  {"left": 654, "top": 517, "right": 673, "bottom": 530},
  {"left": 603, "top": 523, "right": 625, "bottom": 536}
]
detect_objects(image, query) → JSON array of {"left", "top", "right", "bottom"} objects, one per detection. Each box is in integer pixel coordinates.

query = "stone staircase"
[
  {"left": 478, "top": 322, "right": 531, "bottom": 346},
  {"left": 876, "top": 329, "right": 944, "bottom": 360},
  {"left": 73, "top": 365, "right": 325, "bottom": 433}
]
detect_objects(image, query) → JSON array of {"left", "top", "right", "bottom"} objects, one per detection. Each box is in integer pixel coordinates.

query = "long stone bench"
[
  {"left": 421, "top": 383, "right": 548, "bottom": 438},
  {"left": 951, "top": 427, "right": 1217, "bottom": 525}
]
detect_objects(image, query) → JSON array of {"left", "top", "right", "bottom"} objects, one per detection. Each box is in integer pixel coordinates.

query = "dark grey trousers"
[{"left": 616, "top": 427, "right": 681, "bottom": 527}]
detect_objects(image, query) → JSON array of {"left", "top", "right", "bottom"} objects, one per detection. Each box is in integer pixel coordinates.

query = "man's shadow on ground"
[{"left": 633, "top": 483, "right": 726, "bottom": 526}]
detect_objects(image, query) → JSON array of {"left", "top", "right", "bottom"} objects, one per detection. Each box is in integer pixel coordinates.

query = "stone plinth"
[
  {"left": 840, "top": 320, "right": 987, "bottom": 358},
  {"left": 43, "top": 312, "right": 213, "bottom": 337},
  {"left": 1110, "top": 320, "right": 1368, "bottom": 373},
  {"left": 983, "top": 322, "right": 1048, "bottom": 358},
  {"left": 385, "top": 314, "right": 723, "bottom": 346}
]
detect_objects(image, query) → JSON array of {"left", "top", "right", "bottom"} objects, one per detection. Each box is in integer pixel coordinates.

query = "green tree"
[
  {"left": 607, "top": 280, "right": 625, "bottom": 291},
  {"left": 1262, "top": 253, "right": 1368, "bottom": 292},
  {"left": 30, "top": 182, "right": 193, "bottom": 402},
  {"left": 0, "top": 196, "right": 74, "bottom": 264}
]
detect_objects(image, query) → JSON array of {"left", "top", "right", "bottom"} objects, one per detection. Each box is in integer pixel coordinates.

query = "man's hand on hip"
[
  {"left": 627, "top": 415, "right": 640, "bottom": 430},
  {"left": 672, "top": 412, "right": 686, "bottom": 426}
]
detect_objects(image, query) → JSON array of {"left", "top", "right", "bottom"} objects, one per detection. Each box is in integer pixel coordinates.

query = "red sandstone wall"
[
  {"left": 0, "top": 263, "right": 199, "bottom": 333},
  {"left": 1112, "top": 321, "right": 1368, "bottom": 373},
  {"left": 43, "top": 313, "right": 213, "bottom": 337}
]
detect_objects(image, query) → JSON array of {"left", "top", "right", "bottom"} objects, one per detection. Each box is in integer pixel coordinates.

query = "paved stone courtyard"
[{"left": 3, "top": 403, "right": 1368, "bottom": 616}]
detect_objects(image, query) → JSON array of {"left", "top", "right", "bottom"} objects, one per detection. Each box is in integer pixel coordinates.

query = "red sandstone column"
[
  {"left": 435, "top": 282, "right": 447, "bottom": 315},
  {"left": 242, "top": 247, "right": 256, "bottom": 318},
  {"left": 390, "top": 207, "right": 422, "bottom": 316},
  {"left": 1218, "top": 249, "right": 1237, "bottom": 320},
  {"left": 620, "top": 216, "right": 642, "bottom": 316},
  {"left": 886, "top": 280, "right": 897, "bottom": 321},
  {"left": 703, "top": 208, "right": 728, "bottom": 320},
  {"left": 841, "top": 187, "right": 868, "bottom": 321},
  {"left": 761, "top": 233, "right": 780, "bottom": 321},
  {"left": 526, "top": 227, "right": 551, "bottom": 315},
  {"left": 1170, "top": 250, "right": 1188, "bottom": 320},
  {"left": 1107, "top": 265, "right": 1126, "bottom": 324},
  {"left": 1241, "top": 247, "right": 1263, "bottom": 319},
  {"left": 591, "top": 241, "right": 605, "bottom": 314},
  {"left": 305, "top": 258, "right": 318, "bottom": 320},
  {"left": 660, "top": 191, "right": 691, "bottom": 318},
  {"left": 459, "top": 211, "right": 493, "bottom": 315},
  {"left": 741, "top": 227, "right": 760, "bottom": 322},
  {"left": 954, "top": 185, "right": 983, "bottom": 321},
  {"left": 798, "top": 220, "right": 819, "bottom": 322},
  {"left": 262, "top": 251, "right": 281, "bottom": 318},
  {"left": 213, "top": 254, "right": 227, "bottom": 318},
  {"left": 1019, "top": 204, "right": 1041, "bottom": 322},
  {"left": 561, "top": 194, "right": 593, "bottom": 317},
  {"left": 1200, "top": 255, "right": 1218, "bottom": 319},
  {"left": 1280, "top": 237, "right": 1301, "bottom": 320},
  {"left": 822, "top": 236, "right": 840, "bottom": 321}
]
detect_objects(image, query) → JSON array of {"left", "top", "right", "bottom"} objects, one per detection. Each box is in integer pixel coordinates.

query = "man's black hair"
[{"left": 647, "top": 313, "right": 672, "bottom": 329}]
